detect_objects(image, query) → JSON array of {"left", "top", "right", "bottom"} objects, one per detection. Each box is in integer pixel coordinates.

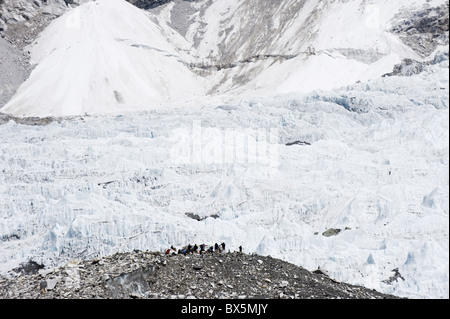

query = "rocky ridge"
[
  {"left": 0, "top": 0, "right": 76, "bottom": 108},
  {"left": 127, "top": 0, "right": 173, "bottom": 10},
  {"left": 0, "top": 0, "right": 176, "bottom": 47},
  {"left": 0, "top": 250, "right": 401, "bottom": 299},
  {"left": 0, "top": 0, "right": 72, "bottom": 48}
]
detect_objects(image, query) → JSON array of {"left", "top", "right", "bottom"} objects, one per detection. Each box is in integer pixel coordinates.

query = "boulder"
[{"left": 322, "top": 228, "right": 341, "bottom": 237}]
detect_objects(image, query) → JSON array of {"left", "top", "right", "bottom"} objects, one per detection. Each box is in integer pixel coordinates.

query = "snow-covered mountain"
[
  {"left": 2, "top": 0, "right": 448, "bottom": 116},
  {"left": 1, "top": 0, "right": 207, "bottom": 116},
  {"left": 155, "top": 0, "right": 439, "bottom": 95},
  {"left": 0, "top": 0, "right": 448, "bottom": 299}
]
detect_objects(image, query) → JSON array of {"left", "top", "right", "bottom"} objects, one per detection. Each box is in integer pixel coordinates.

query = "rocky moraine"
[{"left": 0, "top": 250, "right": 401, "bottom": 299}]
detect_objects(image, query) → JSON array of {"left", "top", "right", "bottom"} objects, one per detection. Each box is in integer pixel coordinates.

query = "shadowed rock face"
[
  {"left": 1, "top": 0, "right": 448, "bottom": 55},
  {"left": 0, "top": 250, "right": 402, "bottom": 299},
  {"left": 391, "top": 2, "right": 449, "bottom": 57},
  {"left": 0, "top": 1, "right": 67, "bottom": 47},
  {"left": 0, "top": 37, "right": 32, "bottom": 108},
  {"left": 127, "top": 0, "right": 173, "bottom": 10}
]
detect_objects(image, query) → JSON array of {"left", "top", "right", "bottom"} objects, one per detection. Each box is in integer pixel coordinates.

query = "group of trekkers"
[{"left": 165, "top": 242, "right": 243, "bottom": 256}]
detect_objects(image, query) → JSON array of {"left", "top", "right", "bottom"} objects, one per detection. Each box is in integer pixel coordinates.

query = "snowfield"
[{"left": 0, "top": 0, "right": 448, "bottom": 299}]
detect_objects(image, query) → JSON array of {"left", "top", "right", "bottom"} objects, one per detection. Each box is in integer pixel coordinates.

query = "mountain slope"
[
  {"left": 2, "top": 0, "right": 205, "bottom": 117},
  {"left": 152, "top": 0, "right": 446, "bottom": 95},
  {"left": 2, "top": 0, "right": 448, "bottom": 116}
]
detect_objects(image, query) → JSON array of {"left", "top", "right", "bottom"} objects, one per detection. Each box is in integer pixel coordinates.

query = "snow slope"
[
  {"left": 2, "top": 0, "right": 447, "bottom": 116},
  {"left": 2, "top": 0, "right": 205, "bottom": 117},
  {"left": 154, "top": 0, "right": 441, "bottom": 95}
]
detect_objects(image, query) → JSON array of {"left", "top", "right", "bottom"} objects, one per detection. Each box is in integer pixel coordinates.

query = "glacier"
[
  {"left": 1, "top": 58, "right": 448, "bottom": 298},
  {"left": 0, "top": 0, "right": 449, "bottom": 299}
]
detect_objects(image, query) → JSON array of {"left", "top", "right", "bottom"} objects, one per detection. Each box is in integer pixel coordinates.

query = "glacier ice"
[{"left": 0, "top": 58, "right": 448, "bottom": 299}]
